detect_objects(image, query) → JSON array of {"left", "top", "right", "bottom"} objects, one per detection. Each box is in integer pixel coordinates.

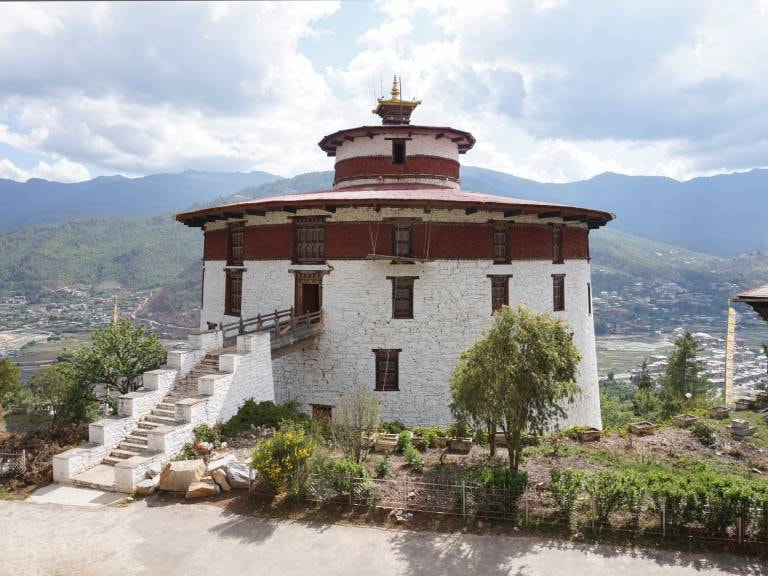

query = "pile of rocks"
[
  {"left": 727, "top": 419, "right": 757, "bottom": 441},
  {"left": 137, "top": 454, "right": 256, "bottom": 499},
  {"left": 228, "top": 426, "right": 275, "bottom": 449}
]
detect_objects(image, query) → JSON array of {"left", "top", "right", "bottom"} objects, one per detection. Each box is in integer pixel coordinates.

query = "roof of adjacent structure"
[
  {"left": 735, "top": 283, "right": 768, "bottom": 302},
  {"left": 318, "top": 125, "right": 476, "bottom": 156},
  {"left": 175, "top": 186, "right": 616, "bottom": 229}
]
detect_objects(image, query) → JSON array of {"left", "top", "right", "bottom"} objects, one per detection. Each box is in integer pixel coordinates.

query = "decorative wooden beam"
[
  {"left": 283, "top": 206, "right": 297, "bottom": 214},
  {"left": 563, "top": 215, "right": 588, "bottom": 222},
  {"left": 344, "top": 135, "right": 355, "bottom": 141},
  {"left": 465, "top": 207, "right": 478, "bottom": 215},
  {"left": 245, "top": 208, "right": 266, "bottom": 217},
  {"left": 223, "top": 211, "right": 245, "bottom": 219},
  {"left": 205, "top": 214, "right": 225, "bottom": 222},
  {"left": 504, "top": 209, "right": 523, "bottom": 218},
  {"left": 537, "top": 211, "right": 562, "bottom": 219}
]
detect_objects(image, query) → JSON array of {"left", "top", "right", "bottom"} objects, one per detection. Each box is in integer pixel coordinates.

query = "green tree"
[
  {"left": 632, "top": 359, "right": 654, "bottom": 390},
  {"left": 0, "top": 356, "right": 21, "bottom": 412},
  {"left": 661, "top": 332, "right": 712, "bottom": 401},
  {"left": 600, "top": 392, "right": 635, "bottom": 429},
  {"left": 26, "top": 364, "right": 73, "bottom": 425},
  {"left": 61, "top": 318, "right": 167, "bottom": 397},
  {"left": 450, "top": 305, "right": 582, "bottom": 472}
]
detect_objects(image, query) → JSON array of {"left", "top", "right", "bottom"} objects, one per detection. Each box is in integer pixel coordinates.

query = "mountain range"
[
  {"left": 2, "top": 166, "right": 766, "bottom": 256},
  {"left": 0, "top": 170, "right": 278, "bottom": 230}
]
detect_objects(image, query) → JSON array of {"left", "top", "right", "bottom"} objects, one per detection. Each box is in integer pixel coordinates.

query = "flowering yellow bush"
[{"left": 251, "top": 422, "right": 314, "bottom": 494}]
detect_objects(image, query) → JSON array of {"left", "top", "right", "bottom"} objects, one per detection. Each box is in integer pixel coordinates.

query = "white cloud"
[
  {"left": 0, "top": 1, "right": 766, "bottom": 183},
  {"left": 0, "top": 157, "right": 90, "bottom": 183}
]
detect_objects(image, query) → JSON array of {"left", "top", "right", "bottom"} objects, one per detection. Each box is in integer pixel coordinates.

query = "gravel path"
[{"left": 0, "top": 499, "right": 764, "bottom": 576}]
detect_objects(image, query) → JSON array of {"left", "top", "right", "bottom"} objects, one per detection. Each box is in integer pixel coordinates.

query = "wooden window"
[
  {"left": 294, "top": 217, "right": 325, "bottom": 263},
  {"left": 493, "top": 222, "right": 509, "bottom": 263},
  {"left": 552, "top": 274, "right": 565, "bottom": 312},
  {"left": 374, "top": 349, "right": 400, "bottom": 391},
  {"left": 225, "top": 269, "right": 243, "bottom": 316},
  {"left": 388, "top": 276, "right": 417, "bottom": 319},
  {"left": 227, "top": 221, "right": 245, "bottom": 266},
  {"left": 587, "top": 282, "right": 592, "bottom": 315},
  {"left": 489, "top": 275, "right": 510, "bottom": 313},
  {"left": 392, "top": 222, "right": 413, "bottom": 258},
  {"left": 392, "top": 140, "right": 406, "bottom": 164},
  {"left": 552, "top": 224, "right": 564, "bottom": 264}
]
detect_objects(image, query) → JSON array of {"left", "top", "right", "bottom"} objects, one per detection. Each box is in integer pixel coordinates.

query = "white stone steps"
[
  {"left": 137, "top": 421, "right": 161, "bottom": 430},
  {"left": 118, "top": 441, "right": 147, "bottom": 452},
  {"left": 145, "top": 414, "right": 176, "bottom": 425},
  {"left": 110, "top": 448, "right": 141, "bottom": 459},
  {"left": 152, "top": 408, "right": 175, "bottom": 418},
  {"left": 156, "top": 402, "right": 175, "bottom": 411},
  {"left": 125, "top": 434, "right": 148, "bottom": 445},
  {"left": 102, "top": 457, "right": 123, "bottom": 467}
]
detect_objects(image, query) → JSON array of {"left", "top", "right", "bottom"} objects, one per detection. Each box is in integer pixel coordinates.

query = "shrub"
[
  {"left": 462, "top": 465, "right": 528, "bottom": 521},
  {"left": 251, "top": 422, "right": 314, "bottom": 495},
  {"left": 331, "top": 386, "right": 381, "bottom": 464},
  {"left": 220, "top": 399, "right": 307, "bottom": 438},
  {"left": 584, "top": 470, "right": 634, "bottom": 526},
  {"left": 396, "top": 430, "right": 413, "bottom": 452},
  {"left": 413, "top": 435, "right": 429, "bottom": 452},
  {"left": 175, "top": 443, "right": 200, "bottom": 461},
  {"left": 473, "top": 427, "right": 488, "bottom": 445},
  {"left": 403, "top": 443, "right": 424, "bottom": 473},
  {"left": 382, "top": 420, "right": 406, "bottom": 434},
  {"left": 691, "top": 421, "right": 717, "bottom": 447},
  {"left": 550, "top": 468, "right": 584, "bottom": 525},
  {"left": 193, "top": 423, "right": 220, "bottom": 445},
  {"left": 412, "top": 427, "right": 445, "bottom": 448},
  {"left": 373, "top": 456, "right": 390, "bottom": 479}
]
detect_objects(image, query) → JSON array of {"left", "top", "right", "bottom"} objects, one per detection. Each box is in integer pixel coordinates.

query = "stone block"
[
  {"left": 158, "top": 460, "right": 206, "bottom": 492},
  {"left": 212, "top": 469, "right": 231, "bottom": 491},
  {"left": 186, "top": 480, "right": 220, "bottom": 499}
]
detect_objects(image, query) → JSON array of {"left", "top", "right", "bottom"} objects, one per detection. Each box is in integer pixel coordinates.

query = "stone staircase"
[{"left": 101, "top": 350, "right": 227, "bottom": 466}]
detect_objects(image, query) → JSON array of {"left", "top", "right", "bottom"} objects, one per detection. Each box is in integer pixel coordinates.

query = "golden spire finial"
[{"left": 390, "top": 75, "right": 400, "bottom": 100}]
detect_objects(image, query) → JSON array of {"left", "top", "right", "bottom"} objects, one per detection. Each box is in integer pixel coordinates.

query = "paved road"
[{"left": 0, "top": 499, "right": 765, "bottom": 576}]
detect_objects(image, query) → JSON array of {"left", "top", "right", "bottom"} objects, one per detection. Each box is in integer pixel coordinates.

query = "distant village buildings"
[{"left": 178, "top": 79, "right": 615, "bottom": 427}]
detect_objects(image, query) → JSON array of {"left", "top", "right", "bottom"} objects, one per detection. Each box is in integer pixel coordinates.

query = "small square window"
[
  {"left": 294, "top": 217, "right": 325, "bottom": 263},
  {"left": 552, "top": 274, "right": 565, "bottom": 312},
  {"left": 392, "top": 140, "right": 406, "bottom": 164},
  {"left": 374, "top": 349, "right": 400, "bottom": 391}
]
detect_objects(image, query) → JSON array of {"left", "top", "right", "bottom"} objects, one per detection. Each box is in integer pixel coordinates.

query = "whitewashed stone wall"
[
  {"left": 334, "top": 133, "right": 459, "bottom": 162},
  {"left": 203, "top": 257, "right": 601, "bottom": 428}
]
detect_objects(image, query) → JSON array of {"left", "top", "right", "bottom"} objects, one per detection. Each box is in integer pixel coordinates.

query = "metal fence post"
[
  {"left": 348, "top": 472, "right": 353, "bottom": 508},
  {"left": 461, "top": 480, "right": 466, "bottom": 519},
  {"left": 661, "top": 498, "right": 666, "bottom": 538},
  {"left": 591, "top": 495, "right": 596, "bottom": 531},
  {"left": 737, "top": 515, "right": 742, "bottom": 544}
]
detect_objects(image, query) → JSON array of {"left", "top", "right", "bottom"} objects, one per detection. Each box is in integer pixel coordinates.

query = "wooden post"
[
  {"left": 348, "top": 472, "right": 353, "bottom": 508},
  {"left": 661, "top": 498, "right": 666, "bottom": 537},
  {"left": 461, "top": 480, "right": 466, "bottom": 519}
]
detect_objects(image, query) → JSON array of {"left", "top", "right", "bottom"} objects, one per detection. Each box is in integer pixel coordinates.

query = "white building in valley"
[{"left": 177, "top": 79, "right": 614, "bottom": 427}]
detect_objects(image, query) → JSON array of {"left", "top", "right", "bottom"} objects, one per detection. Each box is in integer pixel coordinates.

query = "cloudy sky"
[{"left": 1, "top": 1, "right": 767, "bottom": 184}]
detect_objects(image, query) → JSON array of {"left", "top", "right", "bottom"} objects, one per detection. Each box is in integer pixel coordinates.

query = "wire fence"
[
  {"left": 0, "top": 450, "right": 26, "bottom": 479},
  {"left": 249, "top": 474, "right": 768, "bottom": 545}
]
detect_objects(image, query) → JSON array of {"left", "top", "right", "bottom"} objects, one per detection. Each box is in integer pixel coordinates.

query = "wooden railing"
[{"left": 221, "top": 307, "right": 324, "bottom": 347}]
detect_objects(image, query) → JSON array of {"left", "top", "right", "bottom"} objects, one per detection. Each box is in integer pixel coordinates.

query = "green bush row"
[{"left": 549, "top": 467, "right": 768, "bottom": 536}]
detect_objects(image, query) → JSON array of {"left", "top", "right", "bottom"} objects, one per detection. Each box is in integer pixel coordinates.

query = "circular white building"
[{"left": 177, "top": 79, "right": 614, "bottom": 427}]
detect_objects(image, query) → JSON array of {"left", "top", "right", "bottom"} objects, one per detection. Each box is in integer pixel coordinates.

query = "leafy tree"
[
  {"left": 331, "top": 386, "right": 381, "bottom": 464},
  {"left": 61, "top": 318, "right": 167, "bottom": 397},
  {"left": 450, "top": 305, "right": 581, "bottom": 472},
  {"left": 0, "top": 356, "right": 21, "bottom": 412},
  {"left": 599, "top": 392, "right": 635, "bottom": 429},
  {"left": 26, "top": 364, "right": 72, "bottom": 425},
  {"left": 632, "top": 359, "right": 654, "bottom": 390},
  {"left": 660, "top": 332, "right": 712, "bottom": 401}
]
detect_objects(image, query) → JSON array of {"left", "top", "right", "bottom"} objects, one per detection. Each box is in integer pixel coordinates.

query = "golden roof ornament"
[{"left": 373, "top": 75, "right": 421, "bottom": 125}]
